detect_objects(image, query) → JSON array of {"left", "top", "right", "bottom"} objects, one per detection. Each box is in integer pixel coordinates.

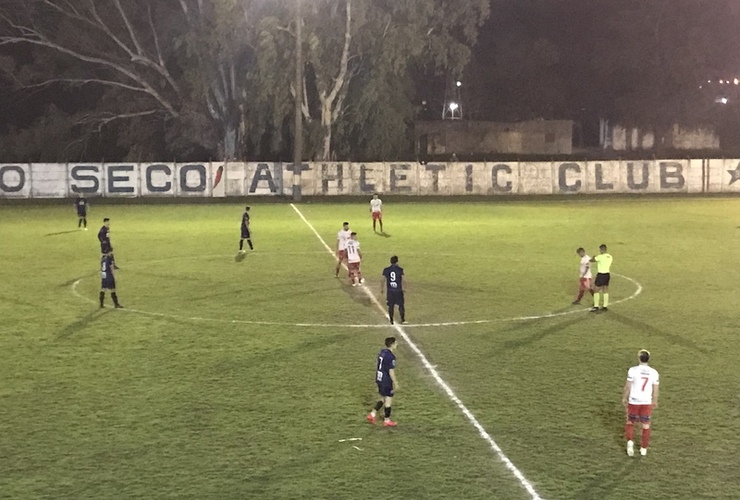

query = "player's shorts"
[
  {"left": 101, "top": 277, "right": 116, "bottom": 290},
  {"left": 387, "top": 290, "right": 405, "bottom": 307},
  {"left": 77, "top": 210, "right": 87, "bottom": 217},
  {"left": 100, "top": 243, "right": 112, "bottom": 254},
  {"left": 377, "top": 381, "right": 394, "bottom": 397},
  {"left": 579, "top": 277, "right": 592, "bottom": 289},
  {"left": 372, "top": 211, "right": 382, "bottom": 221},
  {"left": 627, "top": 404, "right": 653, "bottom": 423},
  {"left": 348, "top": 262, "right": 361, "bottom": 274},
  {"left": 241, "top": 227, "right": 251, "bottom": 239},
  {"left": 336, "top": 249, "right": 347, "bottom": 261},
  {"left": 594, "top": 273, "right": 610, "bottom": 287}
]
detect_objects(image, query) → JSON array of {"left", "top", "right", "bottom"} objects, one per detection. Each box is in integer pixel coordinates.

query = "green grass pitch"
[{"left": 1, "top": 198, "right": 739, "bottom": 499}]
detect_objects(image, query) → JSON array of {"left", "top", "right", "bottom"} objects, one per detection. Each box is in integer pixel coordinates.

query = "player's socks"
[
  {"left": 99, "top": 291, "right": 105, "bottom": 308},
  {"left": 374, "top": 401, "right": 384, "bottom": 413},
  {"left": 239, "top": 240, "right": 244, "bottom": 251},
  {"left": 640, "top": 447, "right": 647, "bottom": 456},
  {"left": 111, "top": 292, "right": 120, "bottom": 307},
  {"left": 384, "top": 406, "right": 392, "bottom": 419},
  {"left": 593, "top": 292, "right": 601, "bottom": 307},
  {"left": 247, "top": 239, "right": 253, "bottom": 250},
  {"left": 399, "top": 305, "right": 405, "bottom": 323},
  {"left": 388, "top": 306, "right": 394, "bottom": 324},
  {"left": 641, "top": 428, "right": 651, "bottom": 448},
  {"left": 625, "top": 422, "right": 634, "bottom": 441},
  {"left": 603, "top": 293, "right": 610, "bottom": 308},
  {"left": 575, "top": 290, "right": 585, "bottom": 302}
]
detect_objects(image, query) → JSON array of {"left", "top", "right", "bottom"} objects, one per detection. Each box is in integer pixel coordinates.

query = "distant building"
[
  {"left": 600, "top": 120, "right": 720, "bottom": 151},
  {"left": 415, "top": 120, "right": 573, "bottom": 157}
]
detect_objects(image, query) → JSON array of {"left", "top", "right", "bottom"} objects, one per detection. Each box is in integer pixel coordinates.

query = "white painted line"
[
  {"left": 290, "top": 203, "right": 545, "bottom": 500},
  {"left": 352, "top": 446, "right": 363, "bottom": 451},
  {"left": 338, "top": 438, "right": 363, "bottom": 443}
]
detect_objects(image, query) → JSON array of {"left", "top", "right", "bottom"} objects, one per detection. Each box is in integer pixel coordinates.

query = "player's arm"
[
  {"left": 389, "top": 368, "right": 399, "bottom": 390},
  {"left": 380, "top": 276, "right": 386, "bottom": 296},
  {"left": 581, "top": 262, "right": 589, "bottom": 278},
  {"left": 652, "top": 383, "right": 659, "bottom": 409},
  {"left": 589, "top": 255, "right": 597, "bottom": 263},
  {"left": 621, "top": 379, "right": 631, "bottom": 407}
]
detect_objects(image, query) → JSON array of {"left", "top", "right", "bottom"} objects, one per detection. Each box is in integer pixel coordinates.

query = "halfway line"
[{"left": 289, "top": 203, "right": 545, "bottom": 500}]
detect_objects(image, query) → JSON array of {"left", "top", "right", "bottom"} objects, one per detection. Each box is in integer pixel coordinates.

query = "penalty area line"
[{"left": 289, "top": 203, "right": 545, "bottom": 500}]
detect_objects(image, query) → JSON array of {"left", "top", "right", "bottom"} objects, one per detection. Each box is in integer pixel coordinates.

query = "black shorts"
[
  {"left": 77, "top": 211, "right": 87, "bottom": 217},
  {"left": 101, "top": 243, "right": 112, "bottom": 254},
  {"left": 594, "top": 273, "right": 611, "bottom": 287},
  {"left": 241, "top": 227, "right": 251, "bottom": 239},
  {"left": 377, "top": 382, "right": 394, "bottom": 397},
  {"left": 101, "top": 277, "right": 116, "bottom": 290},
  {"left": 387, "top": 290, "right": 405, "bottom": 307}
]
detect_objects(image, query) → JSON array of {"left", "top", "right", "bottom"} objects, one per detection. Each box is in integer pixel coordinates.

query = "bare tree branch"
[
  {"left": 147, "top": 3, "right": 164, "bottom": 67},
  {"left": 113, "top": 0, "right": 145, "bottom": 56},
  {"left": 78, "top": 109, "right": 162, "bottom": 132}
]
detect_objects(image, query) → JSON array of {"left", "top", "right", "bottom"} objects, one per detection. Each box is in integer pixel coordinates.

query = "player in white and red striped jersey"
[
  {"left": 572, "top": 247, "right": 595, "bottom": 305},
  {"left": 335, "top": 222, "right": 351, "bottom": 277},
  {"left": 370, "top": 194, "right": 383, "bottom": 233},
  {"left": 622, "top": 349, "right": 660, "bottom": 457},
  {"left": 346, "top": 232, "right": 364, "bottom": 286}
]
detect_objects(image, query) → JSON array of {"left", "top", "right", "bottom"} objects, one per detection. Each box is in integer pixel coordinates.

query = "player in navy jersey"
[
  {"left": 367, "top": 337, "right": 399, "bottom": 427},
  {"left": 100, "top": 252, "right": 123, "bottom": 308},
  {"left": 74, "top": 194, "right": 88, "bottom": 230},
  {"left": 97, "top": 218, "right": 119, "bottom": 267},
  {"left": 239, "top": 206, "right": 253, "bottom": 253},
  {"left": 381, "top": 255, "right": 406, "bottom": 325}
]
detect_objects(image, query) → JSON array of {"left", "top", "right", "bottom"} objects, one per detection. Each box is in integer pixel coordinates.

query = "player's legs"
[
  {"left": 99, "top": 288, "right": 106, "bottom": 308},
  {"left": 387, "top": 303, "right": 395, "bottom": 324},
  {"left": 372, "top": 217, "right": 377, "bottom": 232},
  {"left": 382, "top": 395, "right": 396, "bottom": 426},
  {"left": 625, "top": 413, "right": 637, "bottom": 456},
  {"left": 378, "top": 216, "right": 383, "bottom": 232},
  {"left": 640, "top": 420, "right": 651, "bottom": 455},
  {"left": 574, "top": 279, "right": 587, "bottom": 303},
  {"left": 602, "top": 285, "right": 610, "bottom": 309},
  {"left": 78, "top": 215, "right": 83, "bottom": 228}
]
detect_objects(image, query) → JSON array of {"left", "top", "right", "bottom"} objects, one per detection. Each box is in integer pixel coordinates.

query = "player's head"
[
  {"left": 638, "top": 349, "right": 650, "bottom": 363},
  {"left": 245, "top": 206, "right": 250, "bottom": 212},
  {"left": 103, "top": 218, "right": 110, "bottom": 227},
  {"left": 599, "top": 244, "right": 607, "bottom": 253},
  {"left": 576, "top": 247, "right": 585, "bottom": 257},
  {"left": 373, "top": 193, "right": 378, "bottom": 199},
  {"left": 350, "top": 231, "right": 357, "bottom": 240},
  {"left": 390, "top": 255, "right": 399, "bottom": 265},
  {"left": 385, "top": 336, "right": 397, "bottom": 349},
  {"left": 343, "top": 221, "right": 349, "bottom": 229}
]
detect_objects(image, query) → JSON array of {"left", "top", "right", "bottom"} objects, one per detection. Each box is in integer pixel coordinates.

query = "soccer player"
[
  {"left": 367, "top": 336, "right": 399, "bottom": 427},
  {"left": 346, "top": 232, "right": 364, "bottom": 286},
  {"left": 100, "top": 252, "right": 123, "bottom": 309},
  {"left": 590, "top": 244, "right": 613, "bottom": 312},
  {"left": 572, "top": 247, "right": 594, "bottom": 305},
  {"left": 623, "top": 349, "right": 659, "bottom": 457},
  {"left": 335, "top": 222, "right": 351, "bottom": 277},
  {"left": 98, "top": 218, "right": 112, "bottom": 253},
  {"left": 74, "top": 193, "right": 89, "bottom": 230},
  {"left": 370, "top": 194, "right": 383, "bottom": 232},
  {"left": 381, "top": 255, "right": 406, "bottom": 325},
  {"left": 239, "top": 206, "right": 253, "bottom": 253}
]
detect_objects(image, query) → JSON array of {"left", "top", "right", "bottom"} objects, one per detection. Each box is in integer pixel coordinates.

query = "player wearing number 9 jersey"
[
  {"left": 622, "top": 349, "right": 660, "bottom": 457},
  {"left": 367, "top": 337, "right": 399, "bottom": 427},
  {"left": 381, "top": 255, "right": 405, "bottom": 325}
]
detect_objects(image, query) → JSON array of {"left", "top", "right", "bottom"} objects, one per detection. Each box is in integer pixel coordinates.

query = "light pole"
[{"left": 292, "top": 0, "right": 303, "bottom": 202}]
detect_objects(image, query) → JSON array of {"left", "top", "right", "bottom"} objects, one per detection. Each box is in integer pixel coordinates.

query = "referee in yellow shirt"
[{"left": 590, "top": 244, "right": 613, "bottom": 312}]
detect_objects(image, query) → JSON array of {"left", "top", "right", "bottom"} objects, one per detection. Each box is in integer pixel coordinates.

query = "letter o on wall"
[
  {"left": 0, "top": 166, "right": 25, "bottom": 192},
  {"left": 180, "top": 164, "right": 206, "bottom": 192}
]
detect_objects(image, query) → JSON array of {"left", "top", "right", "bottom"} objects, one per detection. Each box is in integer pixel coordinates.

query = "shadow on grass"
[
  {"left": 571, "top": 458, "right": 639, "bottom": 500},
  {"left": 375, "top": 231, "right": 392, "bottom": 238},
  {"left": 44, "top": 229, "right": 81, "bottom": 237},
  {"left": 234, "top": 252, "right": 247, "bottom": 262},
  {"left": 340, "top": 283, "right": 374, "bottom": 307},
  {"left": 502, "top": 314, "right": 592, "bottom": 350},
  {"left": 55, "top": 309, "right": 112, "bottom": 340},
  {"left": 605, "top": 311, "right": 709, "bottom": 354},
  {"left": 594, "top": 400, "right": 628, "bottom": 450}
]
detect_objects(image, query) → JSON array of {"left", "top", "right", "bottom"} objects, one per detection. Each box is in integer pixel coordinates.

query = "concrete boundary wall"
[{"left": 1, "top": 160, "right": 739, "bottom": 198}]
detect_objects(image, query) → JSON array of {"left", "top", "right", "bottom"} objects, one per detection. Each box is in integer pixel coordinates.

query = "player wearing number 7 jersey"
[
  {"left": 623, "top": 349, "right": 660, "bottom": 457},
  {"left": 367, "top": 337, "right": 399, "bottom": 427}
]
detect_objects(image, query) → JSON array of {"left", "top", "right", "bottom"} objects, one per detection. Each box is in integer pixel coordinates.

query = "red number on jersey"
[{"left": 641, "top": 377, "right": 650, "bottom": 391}]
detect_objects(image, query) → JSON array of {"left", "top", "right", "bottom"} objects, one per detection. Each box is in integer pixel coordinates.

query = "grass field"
[{"left": 1, "top": 197, "right": 739, "bottom": 500}]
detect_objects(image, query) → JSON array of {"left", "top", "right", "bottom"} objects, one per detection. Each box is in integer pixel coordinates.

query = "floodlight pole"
[{"left": 292, "top": 0, "right": 304, "bottom": 202}]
